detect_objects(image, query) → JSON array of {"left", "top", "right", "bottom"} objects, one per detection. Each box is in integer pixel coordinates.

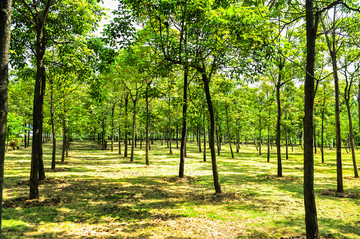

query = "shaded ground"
[{"left": 2, "top": 140, "right": 360, "bottom": 238}]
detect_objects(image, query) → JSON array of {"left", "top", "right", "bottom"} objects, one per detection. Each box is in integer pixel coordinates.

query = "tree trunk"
[
  {"left": 314, "top": 120, "right": 317, "bottom": 154},
  {"left": 179, "top": 63, "right": 188, "bottom": 178},
  {"left": 321, "top": 95, "right": 325, "bottom": 164},
  {"left": 24, "top": 119, "right": 27, "bottom": 148},
  {"left": 124, "top": 94, "right": 129, "bottom": 157},
  {"left": 225, "top": 105, "right": 234, "bottom": 158},
  {"left": 0, "top": 0, "right": 12, "bottom": 231},
  {"left": 216, "top": 124, "right": 221, "bottom": 155},
  {"left": 203, "top": 75, "right": 221, "bottom": 194},
  {"left": 267, "top": 108, "right": 271, "bottom": 163},
  {"left": 276, "top": 66, "right": 283, "bottom": 177},
  {"left": 50, "top": 81, "right": 56, "bottom": 169},
  {"left": 346, "top": 103, "right": 359, "bottom": 178},
  {"left": 130, "top": 98, "right": 137, "bottom": 162},
  {"left": 259, "top": 110, "right": 262, "bottom": 156},
  {"left": 197, "top": 126, "right": 201, "bottom": 152},
  {"left": 322, "top": 12, "right": 343, "bottom": 193},
  {"left": 146, "top": 86, "right": 150, "bottom": 166},
  {"left": 61, "top": 117, "right": 66, "bottom": 162},
  {"left": 30, "top": 24, "right": 48, "bottom": 199},
  {"left": 101, "top": 119, "right": 106, "bottom": 150},
  {"left": 118, "top": 99, "right": 123, "bottom": 155},
  {"left": 168, "top": 102, "right": 172, "bottom": 154},
  {"left": 203, "top": 111, "right": 206, "bottom": 162},
  {"left": 111, "top": 103, "right": 116, "bottom": 152},
  {"left": 285, "top": 111, "right": 288, "bottom": 160},
  {"left": 304, "top": 1, "right": 319, "bottom": 237}
]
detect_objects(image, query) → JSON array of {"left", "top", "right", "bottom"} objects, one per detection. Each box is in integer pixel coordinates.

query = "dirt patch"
[
  {"left": 344, "top": 176, "right": 360, "bottom": 180},
  {"left": 295, "top": 167, "right": 303, "bottom": 170},
  {"left": 3, "top": 196, "right": 72, "bottom": 208},
  {"left": 191, "top": 192, "right": 243, "bottom": 202},
  {"left": 16, "top": 178, "right": 66, "bottom": 186},
  {"left": 263, "top": 175, "right": 298, "bottom": 181},
  {"left": 281, "top": 237, "right": 306, "bottom": 239},
  {"left": 163, "top": 176, "right": 201, "bottom": 183},
  {"left": 45, "top": 168, "right": 68, "bottom": 172},
  {"left": 319, "top": 189, "right": 359, "bottom": 198}
]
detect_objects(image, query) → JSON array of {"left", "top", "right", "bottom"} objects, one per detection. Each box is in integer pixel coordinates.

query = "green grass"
[{"left": 2, "top": 140, "right": 360, "bottom": 238}]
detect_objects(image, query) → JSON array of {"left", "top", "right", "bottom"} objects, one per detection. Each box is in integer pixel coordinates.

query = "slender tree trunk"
[
  {"left": 102, "top": 119, "right": 106, "bottom": 150},
  {"left": 197, "top": 126, "right": 201, "bottom": 152},
  {"left": 203, "top": 75, "right": 221, "bottom": 194},
  {"left": 259, "top": 110, "right": 262, "bottom": 156},
  {"left": 50, "top": 81, "right": 56, "bottom": 169},
  {"left": 322, "top": 13, "right": 343, "bottom": 193},
  {"left": 285, "top": 111, "right": 289, "bottom": 160},
  {"left": 267, "top": 108, "right": 271, "bottom": 163},
  {"left": 146, "top": 87, "right": 150, "bottom": 166},
  {"left": 203, "top": 111, "right": 206, "bottom": 162},
  {"left": 0, "top": 0, "right": 12, "bottom": 231},
  {"left": 216, "top": 124, "right": 221, "bottom": 155},
  {"left": 179, "top": 63, "right": 188, "bottom": 178},
  {"left": 225, "top": 105, "right": 234, "bottom": 158},
  {"left": 314, "top": 120, "right": 317, "bottom": 154},
  {"left": 111, "top": 103, "right": 116, "bottom": 152},
  {"left": 176, "top": 125, "right": 179, "bottom": 149},
  {"left": 346, "top": 102, "right": 359, "bottom": 178},
  {"left": 321, "top": 96, "right": 325, "bottom": 164},
  {"left": 124, "top": 94, "right": 129, "bottom": 157},
  {"left": 304, "top": 1, "right": 319, "bottom": 237},
  {"left": 24, "top": 119, "right": 27, "bottom": 148},
  {"left": 118, "top": 99, "right": 123, "bottom": 155},
  {"left": 130, "top": 99, "right": 137, "bottom": 162},
  {"left": 276, "top": 78, "right": 282, "bottom": 177},
  {"left": 30, "top": 25, "right": 48, "bottom": 199},
  {"left": 169, "top": 102, "right": 172, "bottom": 154},
  {"left": 61, "top": 117, "right": 66, "bottom": 163}
]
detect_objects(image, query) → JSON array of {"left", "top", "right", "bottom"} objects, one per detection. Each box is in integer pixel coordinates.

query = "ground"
[{"left": 2, "top": 140, "right": 360, "bottom": 238}]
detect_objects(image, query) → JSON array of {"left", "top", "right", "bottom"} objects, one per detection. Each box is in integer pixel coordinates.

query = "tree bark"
[
  {"left": 30, "top": 23, "right": 48, "bottom": 199},
  {"left": 124, "top": 94, "right": 129, "bottom": 157},
  {"left": 259, "top": 110, "right": 262, "bottom": 156},
  {"left": 276, "top": 74, "right": 282, "bottom": 177},
  {"left": 285, "top": 111, "right": 288, "bottom": 160},
  {"left": 179, "top": 63, "right": 188, "bottom": 178},
  {"left": 146, "top": 85, "right": 150, "bottom": 166},
  {"left": 225, "top": 105, "right": 234, "bottom": 158},
  {"left": 304, "top": 1, "right": 319, "bottom": 237},
  {"left": 321, "top": 89, "right": 325, "bottom": 164},
  {"left": 0, "top": 0, "right": 12, "bottom": 231},
  {"left": 130, "top": 98, "right": 137, "bottom": 162},
  {"left": 345, "top": 102, "right": 359, "bottom": 178},
  {"left": 118, "top": 99, "right": 123, "bottom": 155},
  {"left": 203, "top": 75, "right": 221, "bottom": 194},
  {"left": 322, "top": 12, "right": 343, "bottom": 193},
  {"left": 50, "top": 81, "right": 56, "bottom": 169},
  {"left": 111, "top": 103, "right": 116, "bottom": 152},
  {"left": 203, "top": 110, "right": 206, "bottom": 162},
  {"left": 267, "top": 108, "right": 271, "bottom": 163},
  {"left": 168, "top": 99, "right": 172, "bottom": 154}
]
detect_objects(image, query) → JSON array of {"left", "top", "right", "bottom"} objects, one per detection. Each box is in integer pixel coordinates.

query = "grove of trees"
[{"left": 2, "top": 0, "right": 360, "bottom": 238}]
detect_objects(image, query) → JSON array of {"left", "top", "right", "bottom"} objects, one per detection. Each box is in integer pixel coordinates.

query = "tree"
[
  {"left": 0, "top": 0, "right": 12, "bottom": 232},
  {"left": 11, "top": 0, "right": 103, "bottom": 199}
]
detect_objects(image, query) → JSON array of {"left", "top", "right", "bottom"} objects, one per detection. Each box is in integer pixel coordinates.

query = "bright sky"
[{"left": 95, "top": 0, "right": 119, "bottom": 36}]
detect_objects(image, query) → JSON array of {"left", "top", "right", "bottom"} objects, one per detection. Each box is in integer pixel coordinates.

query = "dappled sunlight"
[{"left": 2, "top": 140, "right": 360, "bottom": 238}]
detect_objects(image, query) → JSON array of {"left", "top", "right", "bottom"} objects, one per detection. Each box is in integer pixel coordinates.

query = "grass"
[{"left": 2, "top": 140, "right": 360, "bottom": 238}]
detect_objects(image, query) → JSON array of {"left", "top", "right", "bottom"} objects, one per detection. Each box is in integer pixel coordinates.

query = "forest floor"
[{"left": 2, "top": 140, "right": 360, "bottom": 238}]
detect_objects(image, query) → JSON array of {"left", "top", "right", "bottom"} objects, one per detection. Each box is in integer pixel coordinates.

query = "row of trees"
[{"left": 2, "top": 0, "right": 360, "bottom": 238}]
